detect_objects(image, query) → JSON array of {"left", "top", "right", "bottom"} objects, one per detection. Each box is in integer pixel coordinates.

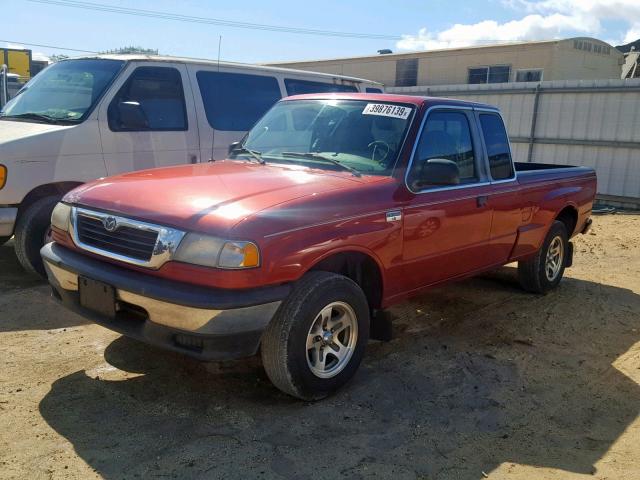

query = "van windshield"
[
  {"left": 233, "top": 99, "right": 415, "bottom": 176},
  {"left": 0, "top": 59, "right": 124, "bottom": 125}
]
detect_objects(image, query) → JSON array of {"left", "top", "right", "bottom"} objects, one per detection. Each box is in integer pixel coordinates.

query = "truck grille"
[{"left": 76, "top": 214, "right": 159, "bottom": 261}]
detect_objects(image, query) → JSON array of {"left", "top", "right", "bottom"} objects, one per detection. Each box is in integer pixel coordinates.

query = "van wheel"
[
  {"left": 14, "top": 196, "right": 60, "bottom": 278},
  {"left": 261, "top": 271, "right": 370, "bottom": 400},
  {"left": 518, "top": 220, "right": 568, "bottom": 294}
]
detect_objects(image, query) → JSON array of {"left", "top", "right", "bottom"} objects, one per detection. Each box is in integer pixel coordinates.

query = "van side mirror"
[
  {"left": 228, "top": 141, "right": 240, "bottom": 155},
  {"left": 114, "top": 101, "right": 148, "bottom": 130},
  {"left": 412, "top": 159, "right": 460, "bottom": 190}
]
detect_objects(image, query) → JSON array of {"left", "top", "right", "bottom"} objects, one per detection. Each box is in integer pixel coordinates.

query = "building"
[
  {"left": 621, "top": 49, "right": 639, "bottom": 79},
  {"left": 267, "top": 37, "right": 625, "bottom": 87}
]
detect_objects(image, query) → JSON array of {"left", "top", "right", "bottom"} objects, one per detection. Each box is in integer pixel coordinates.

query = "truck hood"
[{"left": 65, "top": 160, "right": 370, "bottom": 235}]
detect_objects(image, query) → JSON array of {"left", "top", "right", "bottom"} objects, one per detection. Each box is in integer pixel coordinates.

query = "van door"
[
  {"left": 187, "top": 66, "right": 283, "bottom": 160},
  {"left": 98, "top": 62, "right": 200, "bottom": 175}
]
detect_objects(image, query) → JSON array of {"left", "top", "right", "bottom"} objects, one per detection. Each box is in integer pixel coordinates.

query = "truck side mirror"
[
  {"left": 413, "top": 158, "right": 460, "bottom": 190},
  {"left": 114, "top": 101, "right": 148, "bottom": 130},
  {"left": 228, "top": 141, "right": 240, "bottom": 155}
]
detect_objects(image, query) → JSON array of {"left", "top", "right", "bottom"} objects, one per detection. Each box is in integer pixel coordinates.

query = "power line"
[
  {"left": 27, "top": 0, "right": 402, "bottom": 40},
  {"left": 0, "top": 39, "right": 98, "bottom": 53}
]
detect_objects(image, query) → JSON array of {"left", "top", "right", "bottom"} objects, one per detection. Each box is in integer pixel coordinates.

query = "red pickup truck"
[{"left": 42, "top": 93, "right": 596, "bottom": 400}]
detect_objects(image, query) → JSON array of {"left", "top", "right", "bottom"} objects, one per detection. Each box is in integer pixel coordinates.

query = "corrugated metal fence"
[{"left": 389, "top": 79, "right": 640, "bottom": 204}]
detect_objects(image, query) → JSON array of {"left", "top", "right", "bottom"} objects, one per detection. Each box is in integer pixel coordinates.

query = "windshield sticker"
[{"left": 362, "top": 103, "right": 411, "bottom": 119}]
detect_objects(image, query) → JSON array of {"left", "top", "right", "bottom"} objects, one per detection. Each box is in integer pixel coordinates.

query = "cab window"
[
  {"left": 108, "top": 66, "right": 187, "bottom": 131},
  {"left": 479, "top": 113, "right": 514, "bottom": 180},
  {"left": 409, "top": 110, "right": 477, "bottom": 190}
]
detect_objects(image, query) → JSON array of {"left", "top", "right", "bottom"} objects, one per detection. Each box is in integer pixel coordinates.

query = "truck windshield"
[
  {"left": 0, "top": 59, "right": 124, "bottom": 124},
  {"left": 233, "top": 99, "right": 415, "bottom": 176}
]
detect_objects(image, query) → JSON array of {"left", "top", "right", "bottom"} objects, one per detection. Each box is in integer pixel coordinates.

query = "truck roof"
[
  {"left": 67, "top": 54, "right": 384, "bottom": 86},
  {"left": 282, "top": 92, "right": 499, "bottom": 110}
]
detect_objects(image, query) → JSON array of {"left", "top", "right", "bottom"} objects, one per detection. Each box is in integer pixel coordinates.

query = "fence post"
[{"left": 527, "top": 84, "right": 542, "bottom": 162}]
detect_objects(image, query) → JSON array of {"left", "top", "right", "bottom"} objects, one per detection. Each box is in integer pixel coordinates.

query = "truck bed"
[{"left": 515, "top": 161, "right": 596, "bottom": 184}]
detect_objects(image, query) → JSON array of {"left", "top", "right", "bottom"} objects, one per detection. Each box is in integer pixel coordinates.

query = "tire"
[
  {"left": 518, "top": 220, "right": 568, "bottom": 294},
  {"left": 14, "top": 196, "right": 60, "bottom": 278},
  {"left": 261, "top": 271, "right": 370, "bottom": 400}
]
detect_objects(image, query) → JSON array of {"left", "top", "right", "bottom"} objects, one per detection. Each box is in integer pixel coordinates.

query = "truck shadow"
[
  {"left": 0, "top": 240, "right": 90, "bottom": 332},
  {"left": 38, "top": 270, "right": 640, "bottom": 479}
]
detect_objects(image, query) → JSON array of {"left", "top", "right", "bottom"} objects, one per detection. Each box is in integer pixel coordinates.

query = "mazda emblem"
[{"left": 102, "top": 216, "right": 118, "bottom": 232}]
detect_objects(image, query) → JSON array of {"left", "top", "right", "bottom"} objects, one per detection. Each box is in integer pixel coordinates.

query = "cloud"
[{"left": 398, "top": 0, "right": 640, "bottom": 51}]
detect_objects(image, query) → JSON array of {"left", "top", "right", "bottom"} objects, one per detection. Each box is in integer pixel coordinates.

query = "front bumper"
[
  {"left": 41, "top": 242, "right": 289, "bottom": 361},
  {"left": 0, "top": 207, "right": 17, "bottom": 237}
]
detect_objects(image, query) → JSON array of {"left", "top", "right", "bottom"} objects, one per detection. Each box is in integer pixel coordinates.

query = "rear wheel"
[
  {"left": 518, "top": 220, "right": 568, "bottom": 294},
  {"left": 14, "top": 196, "right": 60, "bottom": 278},
  {"left": 261, "top": 271, "right": 370, "bottom": 400}
]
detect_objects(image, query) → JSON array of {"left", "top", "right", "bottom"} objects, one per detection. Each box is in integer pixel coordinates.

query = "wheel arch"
[
  {"left": 17, "top": 182, "right": 83, "bottom": 219},
  {"left": 555, "top": 203, "right": 579, "bottom": 237},
  {"left": 306, "top": 248, "right": 385, "bottom": 312}
]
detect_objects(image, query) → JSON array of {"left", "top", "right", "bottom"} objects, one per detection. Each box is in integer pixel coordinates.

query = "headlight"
[
  {"left": 51, "top": 202, "right": 72, "bottom": 232},
  {"left": 174, "top": 233, "right": 260, "bottom": 269},
  {"left": 0, "top": 164, "right": 6, "bottom": 190}
]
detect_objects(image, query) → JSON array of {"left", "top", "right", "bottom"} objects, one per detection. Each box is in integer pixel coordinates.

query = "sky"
[{"left": 2, "top": 0, "right": 639, "bottom": 64}]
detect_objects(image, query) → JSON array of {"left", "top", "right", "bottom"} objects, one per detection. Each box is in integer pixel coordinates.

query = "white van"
[{"left": 0, "top": 55, "right": 383, "bottom": 275}]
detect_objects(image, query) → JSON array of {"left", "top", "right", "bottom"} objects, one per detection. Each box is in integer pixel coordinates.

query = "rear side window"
[
  {"left": 284, "top": 79, "right": 358, "bottom": 96},
  {"left": 410, "top": 110, "right": 477, "bottom": 187},
  {"left": 479, "top": 113, "right": 514, "bottom": 180},
  {"left": 108, "top": 66, "right": 187, "bottom": 131},
  {"left": 197, "top": 71, "right": 281, "bottom": 131}
]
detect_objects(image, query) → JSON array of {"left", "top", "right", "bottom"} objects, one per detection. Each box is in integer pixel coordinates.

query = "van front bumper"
[
  {"left": 41, "top": 242, "right": 289, "bottom": 361},
  {"left": 0, "top": 207, "right": 17, "bottom": 236}
]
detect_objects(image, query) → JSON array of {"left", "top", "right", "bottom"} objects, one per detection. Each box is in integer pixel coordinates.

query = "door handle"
[{"left": 477, "top": 195, "right": 488, "bottom": 208}]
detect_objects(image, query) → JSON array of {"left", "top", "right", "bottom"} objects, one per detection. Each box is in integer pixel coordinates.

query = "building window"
[
  {"left": 395, "top": 58, "right": 418, "bottom": 87},
  {"left": 515, "top": 69, "right": 543, "bottom": 82},
  {"left": 573, "top": 40, "right": 609, "bottom": 54},
  {"left": 468, "top": 65, "right": 511, "bottom": 84}
]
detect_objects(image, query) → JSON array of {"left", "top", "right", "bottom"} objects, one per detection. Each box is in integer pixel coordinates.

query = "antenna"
[{"left": 210, "top": 35, "right": 222, "bottom": 162}]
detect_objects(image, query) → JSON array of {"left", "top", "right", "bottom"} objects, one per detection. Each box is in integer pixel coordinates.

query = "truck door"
[
  {"left": 402, "top": 108, "right": 493, "bottom": 288},
  {"left": 476, "top": 111, "right": 523, "bottom": 264},
  {"left": 98, "top": 62, "right": 200, "bottom": 175}
]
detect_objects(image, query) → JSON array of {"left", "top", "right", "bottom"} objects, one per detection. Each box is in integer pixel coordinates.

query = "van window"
[
  {"left": 366, "top": 87, "right": 384, "bottom": 93},
  {"left": 409, "top": 110, "right": 477, "bottom": 189},
  {"left": 108, "top": 66, "right": 187, "bottom": 131},
  {"left": 197, "top": 71, "right": 281, "bottom": 131},
  {"left": 479, "top": 113, "right": 514, "bottom": 180},
  {"left": 284, "top": 79, "right": 358, "bottom": 96}
]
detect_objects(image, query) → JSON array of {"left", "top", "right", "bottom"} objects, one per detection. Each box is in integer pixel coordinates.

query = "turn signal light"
[{"left": 0, "top": 165, "right": 6, "bottom": 190}]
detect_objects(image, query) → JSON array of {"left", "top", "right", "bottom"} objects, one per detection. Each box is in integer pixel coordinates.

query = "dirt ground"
[{"left": 0, "top": 215, "right": 639, "bottom": 480}]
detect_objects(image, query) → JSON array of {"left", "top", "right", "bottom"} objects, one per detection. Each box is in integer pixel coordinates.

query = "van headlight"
[
  {"left": 51, "top": 202, "right": 72, "bottom": 232},
  {"left": 174, "top": 233, "right": 260, "bottom": 269}
]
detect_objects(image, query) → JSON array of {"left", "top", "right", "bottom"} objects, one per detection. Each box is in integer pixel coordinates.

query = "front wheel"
[
  {"left": 518, "top": 220, "right": 569, "bottom": 294},
  {"left": 14, "top": 196, "right": 60, "bottom": 278},
  {"left": 261, "top": 271, "right": 370, "bottom": 400}
]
